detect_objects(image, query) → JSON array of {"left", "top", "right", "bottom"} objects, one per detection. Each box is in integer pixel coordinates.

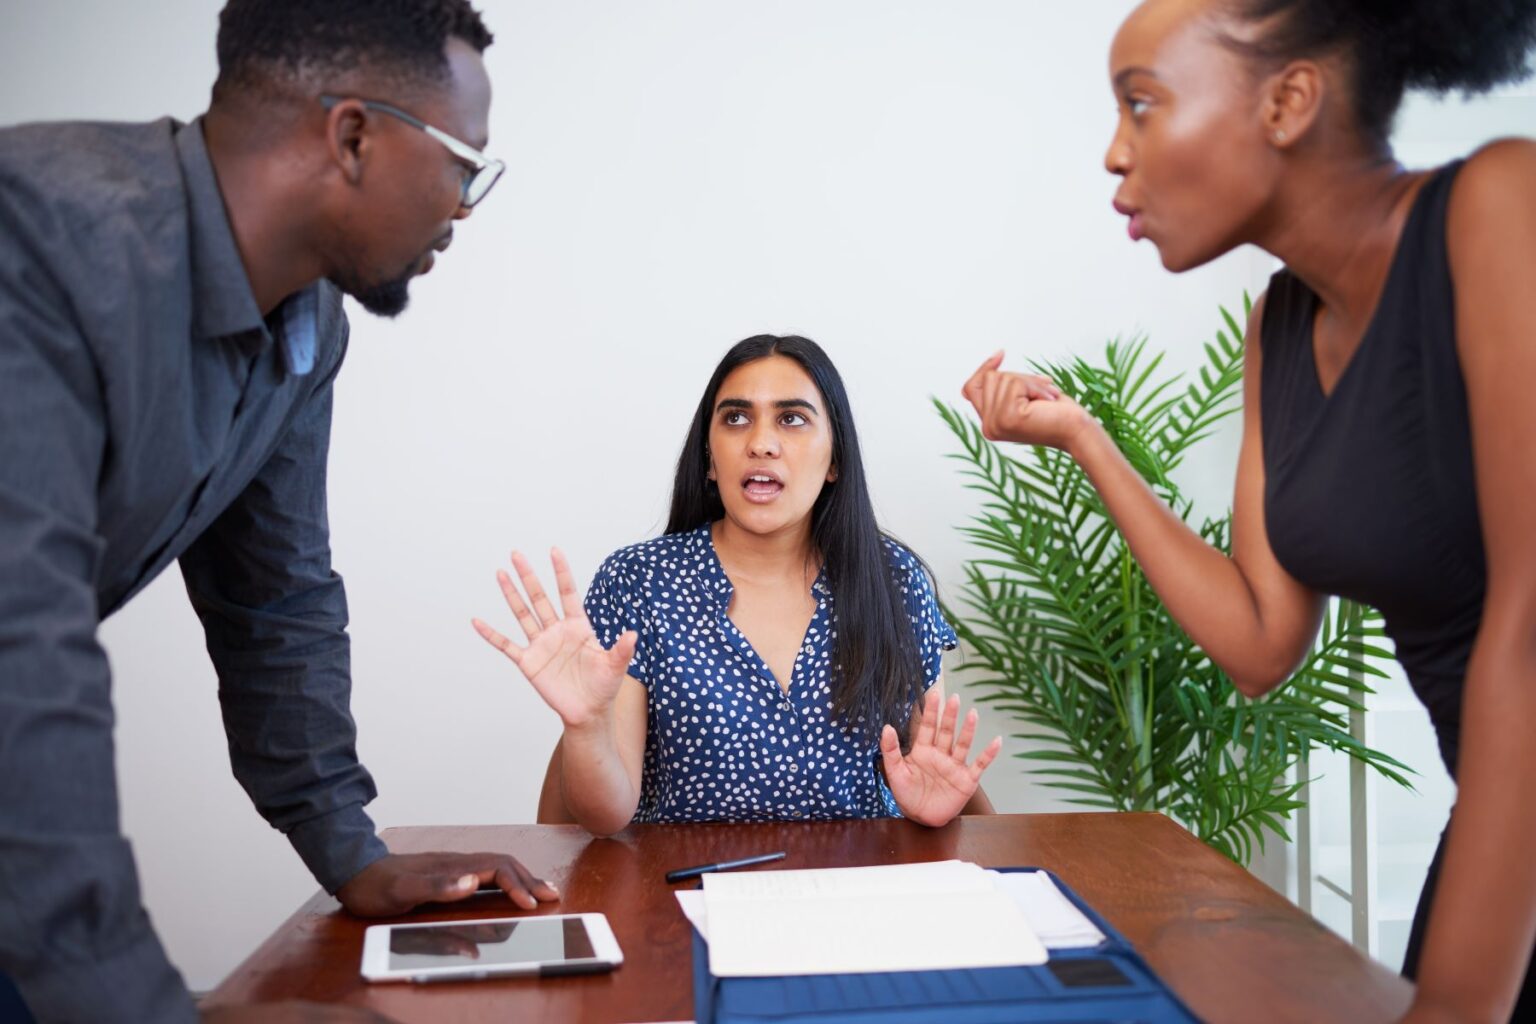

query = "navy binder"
[{"left": 690, "top": 867, "right": 1200, "bottom": 1023}]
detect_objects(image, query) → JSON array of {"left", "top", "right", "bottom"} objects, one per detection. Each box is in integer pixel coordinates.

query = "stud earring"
[{"left": 1274, "top": 129, "right": 1287, "bottom": 143}]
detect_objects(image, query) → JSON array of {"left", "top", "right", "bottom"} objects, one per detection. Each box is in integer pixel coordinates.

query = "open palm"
[
  {"left": 881, "top": 691, "right": 1002, "bottom": 827},
  {"left": 472, "top": 548, "right": 636, "bottom": 729}
]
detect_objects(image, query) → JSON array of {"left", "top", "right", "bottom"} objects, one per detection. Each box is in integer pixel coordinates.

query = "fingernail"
[{"left": 457, "top": 874, "right": 477, "bottom": 890}]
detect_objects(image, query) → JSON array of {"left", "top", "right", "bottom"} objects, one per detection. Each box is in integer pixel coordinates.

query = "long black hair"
[
  {"left": 666, "top": 335, "right": 926, "bottom": 743},
  {"left": 1221, "top": 0, "right": 1536, "bottom": 144}
]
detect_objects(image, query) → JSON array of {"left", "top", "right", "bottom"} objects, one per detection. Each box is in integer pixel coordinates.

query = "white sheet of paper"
[
  {"left": 987, "top": 870, "right": 1106, "bottom": 949},
  {"left": 675, "top": 889, "right": 708, "bottom": 937},
  {"left": 682, "top": 865, "right": 1106, "bottom": 952},
  {"left": 700, "top": 860, "right": 1047, "bottom": 977},
  {"left": 701, "top": 859, "right": 991, "bottom": 901}
]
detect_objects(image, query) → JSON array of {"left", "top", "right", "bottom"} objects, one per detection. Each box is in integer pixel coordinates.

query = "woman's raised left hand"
[{"left": 880, "top": 691, "right": 1002, "bottom": 827}]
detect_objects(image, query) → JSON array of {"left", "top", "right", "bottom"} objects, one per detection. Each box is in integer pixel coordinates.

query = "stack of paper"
[
  {"left": 682, "top": 860, "right": 1049, "bottom": 978},
  {"left": 986, "top": 869, "right": 1106, "bottom": 948}
]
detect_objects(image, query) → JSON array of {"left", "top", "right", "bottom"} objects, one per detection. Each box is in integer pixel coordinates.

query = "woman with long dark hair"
[
  {"left": 476, "top": 335, "right": 999, "bottom": 834},
  {"left": 967, "top": 1, "right": 1536, "bottom": 1019}
]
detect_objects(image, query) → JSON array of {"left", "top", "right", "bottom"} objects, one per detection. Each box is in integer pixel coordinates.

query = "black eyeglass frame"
[{"left": 319, "top": 93, "right": 505, "bottom": 209}]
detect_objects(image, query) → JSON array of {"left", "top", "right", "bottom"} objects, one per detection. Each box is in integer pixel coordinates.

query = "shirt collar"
[
  {"left": 697, "top": 523, "right": 831, "bottom": 604},
  {"left": 176, "top": 117, "right": 265, "bottom": 341},
  {"left": 175, "top": 117, "right": 319, "bottom": 375}
]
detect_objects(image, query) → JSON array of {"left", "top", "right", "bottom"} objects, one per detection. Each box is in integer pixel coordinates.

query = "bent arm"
[
  {"left": 1405, "top": 139, "right": 1536, "bottom": 1024},
  {"left": 556, "top": 674, "right": 649, "bottom": 836},
  {"left": 1058, "top": 299, "right": 1325, "bottom": 694},
  {"left": 178, "top": 337, "right": 386, "bottom": 893},
  {"left": 478, "top": 551, "right": 650, "bottom": 837}
]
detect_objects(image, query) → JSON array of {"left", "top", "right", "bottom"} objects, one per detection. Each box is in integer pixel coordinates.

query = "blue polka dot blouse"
[{"left": 583, "top": 524, "right": 957, "bottom": 824}]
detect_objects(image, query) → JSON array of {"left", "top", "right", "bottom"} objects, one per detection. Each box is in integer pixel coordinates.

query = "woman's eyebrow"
[
  {"left": 776, "top": 398, "right": 819, "bottom": 414},
  {"left": 714, "top": 397, "right": 820, "bottom": 414},
  {"left": 1113, "top": 65, "right": 1159, "bottom": 90}
]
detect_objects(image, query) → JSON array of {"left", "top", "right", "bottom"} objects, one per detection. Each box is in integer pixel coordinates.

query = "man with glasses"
[{"left": 0, "top": 3, "right": 548, "bottom": 1022}]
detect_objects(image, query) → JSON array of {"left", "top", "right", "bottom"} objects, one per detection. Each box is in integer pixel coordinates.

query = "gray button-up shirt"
[{"left": 0, "top": 116, "right": 387, "bottom": 1022}]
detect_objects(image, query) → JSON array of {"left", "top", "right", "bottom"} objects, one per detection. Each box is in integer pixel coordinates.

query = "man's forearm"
[
  {"left": 286, "top": 803, "right": 390, "bottom": 893},
  {"left": 0, "top": 489, "right": 197, "bottom": 1022},
  {"left": 4, "top": 914, "right": 197, "bottom": 1024},
  {"left": 180, "top": 367, "right": 387, "bottom": 895},
  {"left": 194, "top": 571, "right": 388, "bottom": 889}
]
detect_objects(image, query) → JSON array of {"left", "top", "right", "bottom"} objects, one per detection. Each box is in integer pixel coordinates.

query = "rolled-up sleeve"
[
  {"left": 0, "top": 261, "right": 197, "bottom": 1021},
  {"left": 177, "top": 329, "right": 387, "bottom": 894}
]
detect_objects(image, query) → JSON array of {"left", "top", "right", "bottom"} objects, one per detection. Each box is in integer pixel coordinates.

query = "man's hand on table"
[
  {"left": 335, "top": 852, "right": 560, "bottom": 917},
  {"left": 202, "top": 1002, "right": 397, "bottom": 1022}
]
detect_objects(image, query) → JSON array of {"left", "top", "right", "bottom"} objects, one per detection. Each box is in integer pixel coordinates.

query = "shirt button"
[{"left": 787, "top": 761, "right": 799, "bottom": 773}]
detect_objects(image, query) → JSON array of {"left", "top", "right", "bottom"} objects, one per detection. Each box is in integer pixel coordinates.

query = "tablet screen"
[{"left": 386, "top": 917, "right": 597, "bottom": 971}]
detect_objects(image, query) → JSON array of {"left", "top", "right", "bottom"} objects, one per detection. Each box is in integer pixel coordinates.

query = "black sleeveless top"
[{"left": 1261, "top": 162, "right": 1486, "bottom": 778}]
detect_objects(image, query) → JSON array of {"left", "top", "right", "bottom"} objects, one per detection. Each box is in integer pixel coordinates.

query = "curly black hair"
[
  {"left": 1223, "top": 0, "right": 1536, "bottom": 142},
  {"left": 214, "top": 0, "right": 493, "bottom": 100}
]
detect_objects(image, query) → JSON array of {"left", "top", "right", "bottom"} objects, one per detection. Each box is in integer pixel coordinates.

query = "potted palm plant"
[{"left": 935, "top": 300, "right": 1411, "bottom": 864}]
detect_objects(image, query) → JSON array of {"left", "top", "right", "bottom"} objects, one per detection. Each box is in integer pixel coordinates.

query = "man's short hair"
[{"left": 213, "top": 0, "right": 493, "bottom": 101}]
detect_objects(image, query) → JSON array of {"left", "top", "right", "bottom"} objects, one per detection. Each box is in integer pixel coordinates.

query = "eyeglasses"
[{"left": 319, "top": 94, "right": 505, "bottom": 210}]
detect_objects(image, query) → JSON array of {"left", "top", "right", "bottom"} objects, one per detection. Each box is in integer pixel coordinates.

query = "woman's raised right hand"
[
  {"left": 961, "top": 351, "right": 1092, "bottom": 452},
  {"left": 472, "top": 549, "right": 637, "bottom": 729}
]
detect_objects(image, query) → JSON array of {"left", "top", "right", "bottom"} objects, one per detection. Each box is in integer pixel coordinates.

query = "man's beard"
[{"left": 329, "top": 262, "right": 417, "bottom": 318}]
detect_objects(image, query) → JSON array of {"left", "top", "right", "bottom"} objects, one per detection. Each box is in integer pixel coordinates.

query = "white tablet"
[{"left": 360, "top": 913, "right": 622, "bottom": 983}]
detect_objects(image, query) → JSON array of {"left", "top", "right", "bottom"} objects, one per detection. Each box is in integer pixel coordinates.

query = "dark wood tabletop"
[{"left": 202, "top": 812, "right": 1412, "bottom": 1023}]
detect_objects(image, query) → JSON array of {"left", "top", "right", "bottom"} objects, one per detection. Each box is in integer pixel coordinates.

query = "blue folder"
[{"left": 691, "top": 867, "right": 1201, "bottom": 1023}]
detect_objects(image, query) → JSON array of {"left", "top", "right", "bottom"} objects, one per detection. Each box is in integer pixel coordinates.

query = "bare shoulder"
[
  {"left": 1445, "top": 140, "right": 1536, "bottom": 369},
  {"left": 1460, "top": 136, "right": 1536, "bottom": 180},
  {"left": 1448, "top": 138, "right": 1536, "bottom": 236}
]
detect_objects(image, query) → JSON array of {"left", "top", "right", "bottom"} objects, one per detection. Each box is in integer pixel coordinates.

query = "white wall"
[{"left": 3, "top": 0, "right": 1287, "bottom": 992}]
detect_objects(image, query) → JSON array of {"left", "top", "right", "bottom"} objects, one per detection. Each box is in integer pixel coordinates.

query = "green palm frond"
[{"left": 935, "top": 298, "right": 1414, "bottom": 864}]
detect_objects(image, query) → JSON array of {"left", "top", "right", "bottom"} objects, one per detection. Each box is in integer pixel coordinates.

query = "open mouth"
[{"left": 742, "top": 472, "right": 784, "bottom": 503}]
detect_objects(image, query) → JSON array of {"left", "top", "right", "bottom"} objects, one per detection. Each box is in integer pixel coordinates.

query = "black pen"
[{"left": 665, "top": 850, "right": 787, "bottom": 883}]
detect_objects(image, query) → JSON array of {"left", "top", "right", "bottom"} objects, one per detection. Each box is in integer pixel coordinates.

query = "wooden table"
[{"left": 203, "top": 813, "right": 1413, "bottom": 1023}]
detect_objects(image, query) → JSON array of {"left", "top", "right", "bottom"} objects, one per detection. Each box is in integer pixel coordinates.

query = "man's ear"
[
  {"left": 323, "top": 98, "right": 371, "bottom": 185},
  {"left": 1263, "top": 59, "right": 1325, "bottom": 149}
]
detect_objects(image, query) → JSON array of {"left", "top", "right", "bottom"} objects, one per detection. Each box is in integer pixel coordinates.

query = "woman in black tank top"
[{"left": 964, "top": 1, "right": 1536, "bottom": 1021}]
